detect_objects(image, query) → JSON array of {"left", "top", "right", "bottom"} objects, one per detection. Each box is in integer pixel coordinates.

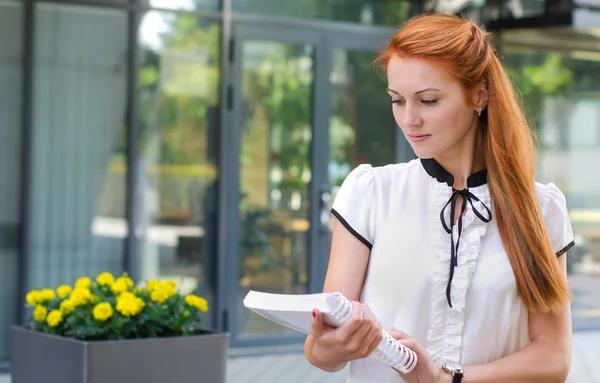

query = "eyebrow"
[{"left": 387, "top": 87, "right": 441, "bottom": 95}]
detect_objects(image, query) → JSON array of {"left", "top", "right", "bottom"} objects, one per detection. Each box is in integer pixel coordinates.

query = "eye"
[
  {"left": 391, "top": 99, "right": 404, "bottom": 105},
  {"left": 421, "top": 99, "right": 438, "bottom": 106}
]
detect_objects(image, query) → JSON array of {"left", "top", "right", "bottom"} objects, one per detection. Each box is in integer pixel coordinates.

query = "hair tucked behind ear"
[{"left": 376, "top": 14, "right": 570, "bottom": 314}]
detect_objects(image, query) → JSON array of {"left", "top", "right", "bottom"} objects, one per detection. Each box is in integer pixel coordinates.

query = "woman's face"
[{"left": 386, "top": 56, "right": 481, "bottom": 160}]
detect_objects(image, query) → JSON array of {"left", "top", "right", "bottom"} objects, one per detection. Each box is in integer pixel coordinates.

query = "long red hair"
[{"left": 376, "top": 14, "right": 570, "bottom": 314}]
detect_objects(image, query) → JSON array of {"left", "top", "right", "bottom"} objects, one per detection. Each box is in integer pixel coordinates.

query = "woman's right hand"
[{"left": 308, "top": 300, "right": 383, "bottom": 369}]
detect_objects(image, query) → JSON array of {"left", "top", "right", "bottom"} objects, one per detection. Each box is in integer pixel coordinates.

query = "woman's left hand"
[{"left": 385, "top": 328, "right": 448, "bottom": 383}]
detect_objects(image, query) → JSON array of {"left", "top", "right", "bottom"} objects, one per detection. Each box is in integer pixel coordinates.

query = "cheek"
[
  {"left": 426, "top": 103, "right": 471, "bottom": 132},
  {"left": 391, "top": 107, "right": 404, "bottom": 129}
]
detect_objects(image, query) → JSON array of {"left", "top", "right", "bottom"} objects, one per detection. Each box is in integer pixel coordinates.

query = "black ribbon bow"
[{"left": 440, "top": 188, "right": 492, "bottom": 308}]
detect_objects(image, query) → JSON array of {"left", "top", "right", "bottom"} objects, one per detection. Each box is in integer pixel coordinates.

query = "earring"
[{"left": 477, "top": 108, "right": 482, "bottom": 116}]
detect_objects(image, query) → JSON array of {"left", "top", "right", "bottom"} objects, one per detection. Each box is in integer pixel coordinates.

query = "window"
[
  {"left": 502, "top": 27, "right": 600, "bottom": 330},
  {"left": 136, "top": 11, "right": 220, "bottom": 327},
  {"left": 29, "top": 4, "right": 128, "bottom": 289},
  {"left": 232, "top": 0, "right": 410, "bottom": 26},
  {"left": 0, "top": 0, "right": 22, "bottom": 362}
]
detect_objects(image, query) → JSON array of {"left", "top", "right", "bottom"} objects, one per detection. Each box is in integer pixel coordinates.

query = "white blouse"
[{"left": 330, "top": 158, "right": 574, "bottom": 383}]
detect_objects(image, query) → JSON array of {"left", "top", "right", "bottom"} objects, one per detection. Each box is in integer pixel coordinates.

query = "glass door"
[
  {"left": 320, "top": 31, "right": 413, "bottom": 278},
  {"left": 223, "top": 22, "right": 404, "bottom": 348},
  {"left": 226, "top": 23, "right": 325, "bottom": 347}
]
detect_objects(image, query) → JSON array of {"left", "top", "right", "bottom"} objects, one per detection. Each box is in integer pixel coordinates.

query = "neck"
[{"left": 435, "top": 128, "right": 486, "bottom": 190}]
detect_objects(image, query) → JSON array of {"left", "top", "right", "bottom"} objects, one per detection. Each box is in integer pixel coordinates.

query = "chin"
[{"left": 410, "top": 146, "right": 437, "bottom": 160}]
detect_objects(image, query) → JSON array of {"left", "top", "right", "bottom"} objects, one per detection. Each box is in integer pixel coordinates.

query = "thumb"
[
  {"left": 310, "top": 309, "right": 327, "bottom": 336},
  {"left": 384, "top": 327, "right": 409, "bottom": 341}
]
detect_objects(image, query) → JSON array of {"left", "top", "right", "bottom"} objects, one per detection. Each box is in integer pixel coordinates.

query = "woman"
[{"left": 304, "top": 13, "right": 573, "bottom": 383}]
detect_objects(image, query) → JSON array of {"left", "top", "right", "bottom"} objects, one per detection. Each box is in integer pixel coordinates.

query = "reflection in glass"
[
  {"left": 502, "top": 28, "right": 600, "bottom": 331},
  {"left": 238, "top": 41, "right": 314, "bottom": 336},
  {"left": 30, "top": 4, "right": 128, "bottom": 288},
  {"left": 328, "top": 48, "right": 396, "bottom": 224},
  {"left": 0, "top": 0, "right": 22, "bottom": 362},
  {"left": 232, "top": 0, "right": 409, "bottom": 26},
  {"left": 148, "top": 0, "right": 219, "bottom": 12},
  {"left": 136, "top": 12, "right": 220, "bottom": 327}
]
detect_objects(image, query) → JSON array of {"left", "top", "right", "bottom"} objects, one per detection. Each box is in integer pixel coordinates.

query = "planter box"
[{"left": 10, "top": 325, "right": 229, "bottom": 383}]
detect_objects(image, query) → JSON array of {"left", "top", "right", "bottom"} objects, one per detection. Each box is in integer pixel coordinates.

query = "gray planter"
[{"left": 10, "top": 325, "right": 229, "bottom": 383}]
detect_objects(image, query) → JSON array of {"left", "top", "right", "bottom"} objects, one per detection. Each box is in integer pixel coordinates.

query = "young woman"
[{"left": 304, "top": 13, "right": 574, "bottom": 383}]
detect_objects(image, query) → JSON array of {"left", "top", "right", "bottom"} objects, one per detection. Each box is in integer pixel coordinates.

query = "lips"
[
  {"left": 408, "top": 134, "right": 431, "bottom": 143},
  {"left": 409, "top": 134, "right": 430, "bottom": 138}
]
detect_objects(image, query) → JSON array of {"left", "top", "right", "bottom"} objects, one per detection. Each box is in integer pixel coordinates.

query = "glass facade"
[
  {"left": 232, "top": 0, "right": 411, "bottom": 26},
  {"left": 0, "top": 0, "right": 22, "bottom": 362},
  {"left": 237, "top": 40, "right": 315, "bottom": 336},
  {"left": 2, "top": 0, "right": 600, "bottom": 365},
  {"left": 29, "top": 3, "right": 128, "bottom": 290},
  {"left": 502, "top": 27, "right": 600, "bottom": 330},
  {"left": 136, "top": 11, "right": 221, "bottom": 328}
]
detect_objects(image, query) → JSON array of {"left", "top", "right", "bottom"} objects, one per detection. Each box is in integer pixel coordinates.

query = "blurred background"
[{"left": 1, "top": 0, "right": 600, "bottom": 375}]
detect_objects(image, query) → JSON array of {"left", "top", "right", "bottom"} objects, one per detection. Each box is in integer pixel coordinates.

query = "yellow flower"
[
  {"left": 96, "top": 272, "right": 115, "bottom": 287},
  {"left": 147, "top": 279, "right": 159, "bottom": 291},
  {"left": 47, "top": 310, "right": 63, "bottom": 327},
  {"left": 75, "top": 277, "right": 92, "bottom": 289},
  {"left": 56, "top": 285, "right": 72, "bottom": 299},
  {"left": 116, "top": 292, "right": 145, "bottom": 317},
  {"left": 93, "top": 302, "right": 114, "bottom": 322},
  {"left": 150, "top": 282, "right": 176, "bottom": 304},
  {"left": 165, "top": 280, "right": 177, "bottom": 289},
  {"left": 41, "top": 289, "right": 56, "bottom": 302},
  {"left": 33, "top": 305, "right": 48, "bottom": 322},
  {"left": 26, "top": 290, "right": 43, "bottom": 306},
  {"left": 70, "top": 287, "right": 92, "bottom": 306},
  {"left": 116, "top": 275, "right": 134, "bottom": 289},
  {"left": 110, "top": 279, "right": 128, "bottom": 295},
  {"left": 60, "top": 299, "right": 75, "bottom": 315},
  {"left": 185, "top": 294, "right": 208, "bottom": 312}
]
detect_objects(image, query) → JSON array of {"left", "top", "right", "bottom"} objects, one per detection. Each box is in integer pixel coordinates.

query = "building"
[{"left": 1, "top": 0, "right": 600, "bottom": 370}]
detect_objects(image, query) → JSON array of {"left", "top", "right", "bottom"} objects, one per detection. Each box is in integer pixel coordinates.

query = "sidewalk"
[
  {"left": 226, "top": 330, "right": 600, "bottom": 383},
  {"left": 1, "top": 331, "right": 599, "bottom": 383}
]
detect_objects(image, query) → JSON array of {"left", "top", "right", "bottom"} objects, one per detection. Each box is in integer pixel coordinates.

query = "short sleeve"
[
  {"left": 331, "top": 164, "right": 375, "bottom": 250},
  {"left": 542, "top": 183, "right": 575, "bottom": 257}
]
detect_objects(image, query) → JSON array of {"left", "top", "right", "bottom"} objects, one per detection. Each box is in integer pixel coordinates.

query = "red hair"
[{"left": 376, "top": 14, "right": 570, "bottom": 314}]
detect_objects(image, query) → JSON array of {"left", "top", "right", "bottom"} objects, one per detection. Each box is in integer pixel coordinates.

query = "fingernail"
[{"left": 312, "top": 309, "right": 317, "bottom": 318}]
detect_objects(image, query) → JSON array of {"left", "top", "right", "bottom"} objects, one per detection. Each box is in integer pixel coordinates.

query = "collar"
[{"left": 420, "top": 158, "right": 488, "bottom": 188}]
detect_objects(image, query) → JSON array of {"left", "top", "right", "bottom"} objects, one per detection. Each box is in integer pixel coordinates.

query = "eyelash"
[{"left": 391, "top": 99, "right": 438, "bottom": 106}]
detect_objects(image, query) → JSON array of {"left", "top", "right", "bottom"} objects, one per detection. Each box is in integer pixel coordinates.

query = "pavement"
[{"left": 1, "top": 330, "right": 598, "bottom": 383}]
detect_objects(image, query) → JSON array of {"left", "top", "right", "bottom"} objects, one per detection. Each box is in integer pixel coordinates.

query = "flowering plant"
[{"left": 24, "top": 272, "right": 209, "bottom": 341}]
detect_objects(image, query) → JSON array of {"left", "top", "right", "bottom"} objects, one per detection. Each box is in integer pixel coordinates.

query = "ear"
[{"left": 472, "top": 81, "right": 488, "bottom": 111}]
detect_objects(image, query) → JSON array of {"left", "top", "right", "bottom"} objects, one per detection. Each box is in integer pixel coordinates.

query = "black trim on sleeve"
[
  {"left": 556, "top": 241, "right": 575, "bottom": 257},
  {"left": 331, "top": 208, "right": 373, "bottom": 250}
]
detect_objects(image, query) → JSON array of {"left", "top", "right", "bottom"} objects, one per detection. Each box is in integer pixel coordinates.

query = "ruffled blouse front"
[{"left": 330, "top": 158, "right": 574, "bottom": 383}]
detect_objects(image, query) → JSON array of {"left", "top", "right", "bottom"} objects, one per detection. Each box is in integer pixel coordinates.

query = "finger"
[
  {"left": 345, "top": 319, "right": 374, "bottom": 356},
  {"left": 384, "top": 327, "right": 409, "bottom": 341},
  {"left": 362, "top": 324, "right": 384, "bottom": 356},
  {"left": 352, "top": 306, "right": 382, "bottom": 356},
  {"left": 337, "top": 301, "right": 364, "bottom": 338},
  {"left": 310, "top": 309, "right": 327, "bottom": 337}
]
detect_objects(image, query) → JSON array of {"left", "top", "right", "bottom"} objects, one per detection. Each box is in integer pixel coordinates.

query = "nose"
[{"left": 402, "top": 104, "right": 422, "bottom": 128}]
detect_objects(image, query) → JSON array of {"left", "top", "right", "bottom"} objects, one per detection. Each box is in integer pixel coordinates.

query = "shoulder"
[
  {"left": 534, "top": 181, "right": 574, "bottom": 256},
  {"left": 338, "top": 159, "right": 423, "bottom": 191},
  {"left": 534, "top": 181, "right": 568, "bottom": 212}
]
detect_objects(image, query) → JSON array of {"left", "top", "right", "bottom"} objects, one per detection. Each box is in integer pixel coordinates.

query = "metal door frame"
[{"left": 219, "top": 18, "right": 400, "bottom": 349}]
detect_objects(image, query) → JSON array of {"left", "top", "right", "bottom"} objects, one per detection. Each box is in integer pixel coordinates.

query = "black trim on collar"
[{"left": 420, "top": 158, "right": 488, "bottom": 188}]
